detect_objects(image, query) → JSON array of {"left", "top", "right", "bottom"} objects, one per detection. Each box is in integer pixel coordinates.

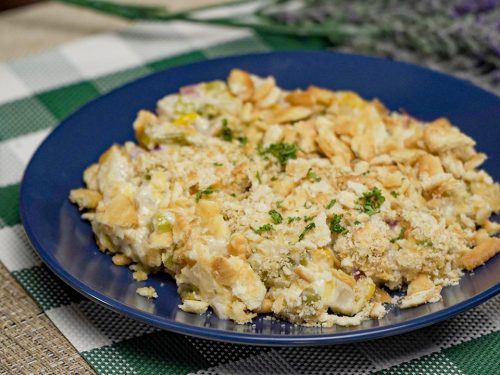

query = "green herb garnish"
[
  {"left": 353, "top": 220, "right": 361, "bottom": 225},
  {"left": 195, "top": 187, "right": 215, "bottom": 202},
  {"left": 220, "top": 119, "right": 233, "bottom": 141},
  {"left": 303, "top": 216, "right": 315, "bottom": 222},
  {"left": 298, "top": 222, "right": 316, "bottom": 241},
  {"left": 390, "top": 228, "right": 405, "bottom": 243},
  {"left": 287, "top": 216, "right": 301, "bottom": 224},
  {"left": 237, "top": 136, "right": 248, "bottom": 145},
  {"left": 213, "top": 162, "right": 223, "bottom": 167},
  {"left": 325, "top": 199, "right": 336, "bottom": 209},
  {"left": 302, "top": 287, "right": 320, "bottom": 303},
  {"left": 268, "top": 210, "right": 283, "bottom": 224},
  {"left": 260, "top": 142, "right": 298, "bottom": 166},
  {"left": 306, "top": 168, "right": 321, "bottom": 182},
  {"left": 276, "top": 200, "right": 284, "bottom": 208},
  {"left": 255, "top": 171, "right": 261, "bottom": 183},
  {"left": 358, "top": 187, "right": 385, "bottom": 216},
  {"left": 390, "top": 191, "right": 399, "bottom": 198},
  {"left": 252, "top": 224, "right": 274, "bottom": 235},
  {"left": 329, "top": 214, "right": 347, "bottom": 234},
  {"left": 416, "top": 239, "right": 433, "bottom": 247}
]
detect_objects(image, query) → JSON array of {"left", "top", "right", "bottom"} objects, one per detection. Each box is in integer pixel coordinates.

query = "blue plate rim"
[{"left": 20, "top": 50, "right": 500, "bottom": 346}]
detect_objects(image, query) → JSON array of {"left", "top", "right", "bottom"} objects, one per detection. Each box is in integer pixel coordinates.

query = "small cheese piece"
[
  {"left": 136, "top": 286, "right": 158, "bottom": 299},
  {"left": 179, "top": 300, "right": 209, "bottom": 314}
]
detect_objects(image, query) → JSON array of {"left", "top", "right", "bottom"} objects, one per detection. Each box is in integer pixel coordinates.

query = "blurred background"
[
  {"left": 0, "top": 1, "right": 227, "bottom": 60},
  {"left": 1, "top": 0, "right": 499, "bottom": 94}
]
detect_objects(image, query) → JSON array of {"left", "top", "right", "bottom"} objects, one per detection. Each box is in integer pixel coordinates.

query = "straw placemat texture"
[
  {"left": 0, "top": 262, "right": 95, "bottom": 374},
  {"left": 0, "top": 17, "right": 499, "bottom": 375}
]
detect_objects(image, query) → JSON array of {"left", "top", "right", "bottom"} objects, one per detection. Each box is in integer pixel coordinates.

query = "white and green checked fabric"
[{"left": 0, "top": 20, "right": 498, "bottom": 375}]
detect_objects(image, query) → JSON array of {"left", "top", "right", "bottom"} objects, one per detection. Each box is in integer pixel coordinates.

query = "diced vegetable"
[
  {"left": 150, "top": 212, "right": 173, "bottom": 233},
  {"left": 173, "top": 112, "right": 199, "bottom": 126}
]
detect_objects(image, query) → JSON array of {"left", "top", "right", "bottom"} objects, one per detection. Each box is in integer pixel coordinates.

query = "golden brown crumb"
[
  {"left": 136, "top": 286, "right": 157, "bottom": 299},
  {"left": 111, "top": 254, "right": 132, "bottom": 266},
  {"left": 69, "top": 188, "right": 102, "bottom": 210},
  {"left": 461, "top": 237, "right": 500, "bottom": 270}
]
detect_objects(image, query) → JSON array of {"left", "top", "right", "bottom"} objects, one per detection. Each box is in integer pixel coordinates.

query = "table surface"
[
  {"left": 0, "top": 4, "right": 123, "bottom": 373},
  {"left": 1, "top": 2, "right": 498, "bottom": 374},
  {"left": 0, "top": 2, "right": 224, "bottom": 373},
  {"left": 0, "top": 0, "right": 225, "bottom": 62}
]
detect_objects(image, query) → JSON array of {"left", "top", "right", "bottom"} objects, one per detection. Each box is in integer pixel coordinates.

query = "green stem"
[
  {"left": 58, "top": 0, "right": 172, "bottom": 20},
  {"left": 56, "top": 0, "right": 346, "bottom": 40},
  {"left": 57, "top": 0, "right": 253, "bottom": 21}
]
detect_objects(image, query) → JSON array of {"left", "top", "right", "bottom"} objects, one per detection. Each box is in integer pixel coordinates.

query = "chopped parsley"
[
  {"left": 255, "top": 171, "right": 261, "bottom": 183},
  {"left": 298, "top": 222, "right": 316, "bottom": 241},
  {"left": 306, "top": 168, "right": 321, "bottom": 182},
  {"left": 270, "top": 176, "right": 278, "bottom": 181},
  {"left": 325, "top": 199, "right": 336, "bottom": 209},
  {"left": 287, "top": 216, "right": 301, "bottom": 224},
  {"left": 416, "top": 239, "right": 433, "bottom": 247},
  {"left": 329, "top": 214, "right": 347, "bottom": 234},
  {"left": 353, "top": 220, "right": 361, "bottom": 225},
  {"left": 220, "top": 119, "right": 233, "bottom": 141},
  {"left": 304, "top": 201, "right": 311, "bottom": 209},
  {"left": 237, "top": 135, "right": 248, "bottom": 145},
  {"left": 390, "top": 228, "right": 405, "bottom": 243},
  {"left": 276, "top": 200, "right": 284, "bottom": 208},
  {"left": 252, "top": 224, "right": 274, "bottom": 235},
  {"left": 268, "top": 210, "right": 283, "bottom": 224},
  {"left": 362, "top": 171, "right": 370, "bottom": 176},
  {"left": 260, "top": 142, "right": 298, "bottom": 166},
  {"left": 195, "top": 187, "right": 216, "bottom": 202},
  {"left": 213, "top": 162, "right": 223, "bottom": 167},
  {"left": 390, "top": 191, "right": 399, "bottom": 198},
  {"left": 303, "top": 216, "right": 315, "bottom": 222},
  {"left": 358, "top": 187, "right": 385, "bottom": 216}
]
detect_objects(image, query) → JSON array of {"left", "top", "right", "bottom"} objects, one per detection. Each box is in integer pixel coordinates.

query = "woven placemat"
[
  {"left": 0, "top": 14, "right": 498, "bottom": 375},
  {"left": 0, "top": 262, "right": 94, "bottom": 374}
]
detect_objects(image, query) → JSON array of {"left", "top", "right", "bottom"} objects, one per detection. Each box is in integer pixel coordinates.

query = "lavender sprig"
[{"left": 264, "top": 0, "right": 500, "bottom": 93}]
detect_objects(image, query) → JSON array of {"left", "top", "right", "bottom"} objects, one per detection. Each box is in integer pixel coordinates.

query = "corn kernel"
[
  {"left": 173, "top": 112, "right": 199, "bottom": 126},
  {"left": 311, "top": 248, "right": 335, "bottom": 268}
]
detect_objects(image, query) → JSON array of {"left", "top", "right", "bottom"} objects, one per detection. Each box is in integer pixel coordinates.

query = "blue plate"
[{"left": 20, "top": 51, "right": 500, "bottom": 345}]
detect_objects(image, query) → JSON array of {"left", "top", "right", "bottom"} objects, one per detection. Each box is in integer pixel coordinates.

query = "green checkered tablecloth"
[{"left": 0, "top": 20, "right": 498, "bottom": 375}]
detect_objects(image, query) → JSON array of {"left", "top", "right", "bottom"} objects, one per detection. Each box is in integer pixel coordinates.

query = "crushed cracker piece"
[{"left": 136, "top": 286, "right": 158, "bottom": 299}]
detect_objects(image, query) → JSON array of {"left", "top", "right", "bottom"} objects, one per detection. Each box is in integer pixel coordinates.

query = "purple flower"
[{"left": 455, "top": 0, "right": 500, "bottom": 15}]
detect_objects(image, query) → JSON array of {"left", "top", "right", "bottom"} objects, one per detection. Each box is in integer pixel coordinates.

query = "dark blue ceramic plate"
[{"left": 21, "top": 52, "right": 500, "bottom": 346}]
